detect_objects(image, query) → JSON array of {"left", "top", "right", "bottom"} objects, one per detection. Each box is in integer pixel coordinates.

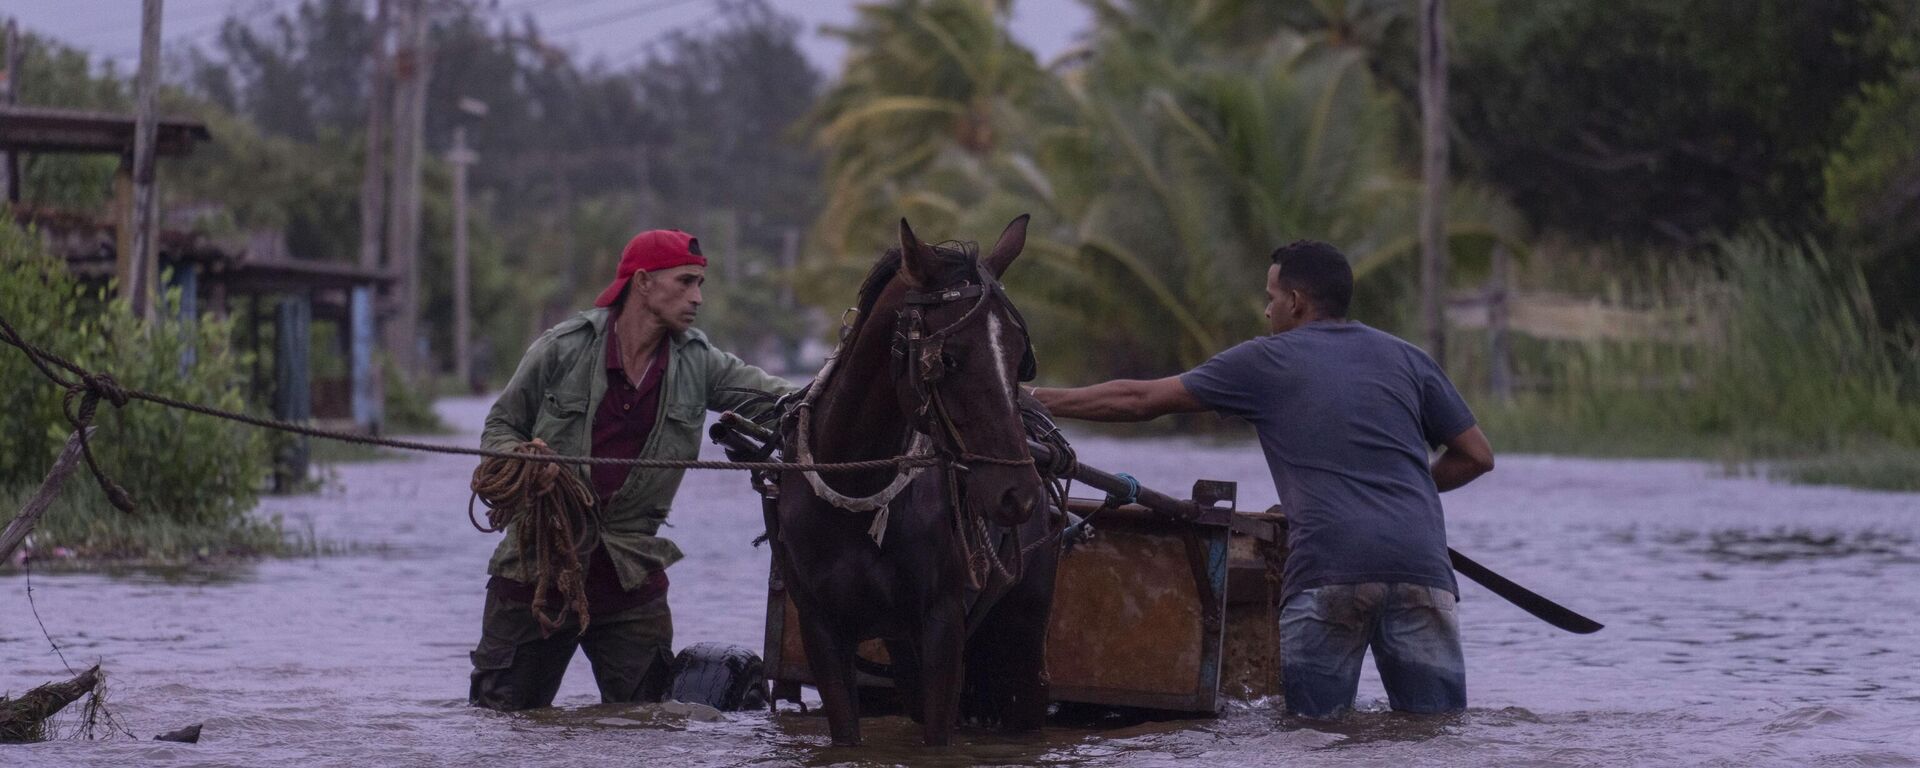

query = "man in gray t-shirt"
[{"left": 1033, "top": 240, "right": 1494, "bottom": 719}]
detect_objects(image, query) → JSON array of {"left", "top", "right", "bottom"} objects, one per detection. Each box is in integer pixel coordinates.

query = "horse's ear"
[
  {"left": 899, "top": 217, "right": 935, "bottom": 287},
  {"left": 984, "top": 213, "right": 1030, "bottom": 279}
]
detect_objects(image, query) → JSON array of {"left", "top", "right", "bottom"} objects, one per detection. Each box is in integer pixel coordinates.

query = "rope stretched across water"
[{"left": 0, "top": 312, "right": 941, "bottom": 514}]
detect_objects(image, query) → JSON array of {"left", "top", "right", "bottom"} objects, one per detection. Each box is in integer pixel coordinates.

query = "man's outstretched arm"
[
  {"left": 1431, "top": 425, "right": 1494, "bottom": 492},
  {"left": 1031, "top": 376, "right": 1209, "bottom": 423}
]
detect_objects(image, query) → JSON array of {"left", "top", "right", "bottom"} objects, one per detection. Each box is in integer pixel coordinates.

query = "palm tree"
[
  {"left": 808, "top": 0, "right": 1044, "bottom": 257},
  {"left": 806, "top": 0, "right": 1526, "bottom": 380}
]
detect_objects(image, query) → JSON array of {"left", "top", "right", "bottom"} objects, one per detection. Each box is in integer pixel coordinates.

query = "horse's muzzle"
[{"left": 965, "top": 465, "right": 1044, "bottom": 527}]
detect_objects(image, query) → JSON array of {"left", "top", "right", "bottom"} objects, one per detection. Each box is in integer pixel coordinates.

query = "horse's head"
[{"left": 891, "top": 215, "right": 1043, "bottom": 527}]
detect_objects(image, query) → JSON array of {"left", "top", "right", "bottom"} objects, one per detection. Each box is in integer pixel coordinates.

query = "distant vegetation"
[
  {"left": 3, "top": 0, "right": 1917, "bottom": 492},
  {"left": 807, "top": 0, "right": 1920, "bottom": 488}
]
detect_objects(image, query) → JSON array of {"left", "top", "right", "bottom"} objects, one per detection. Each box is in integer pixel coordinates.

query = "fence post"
[
  {"left": 1489, "top": 243, "right": 1513, "bottom": 402},
  {"left": 350, "top": 285, "right": 381, "bottom": 432},
  {"left": 274, "top": 293, "right": 312, "bottom": 491}
]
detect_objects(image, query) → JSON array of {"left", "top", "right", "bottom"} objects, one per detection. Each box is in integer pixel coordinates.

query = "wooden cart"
[{"left": 762, "top": 479, "right": 1288, "bottom": 714}]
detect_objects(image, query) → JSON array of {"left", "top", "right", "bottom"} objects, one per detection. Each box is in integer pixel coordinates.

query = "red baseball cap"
[{"left": 594, "top": 229, "right": 707, "bottom": 307}]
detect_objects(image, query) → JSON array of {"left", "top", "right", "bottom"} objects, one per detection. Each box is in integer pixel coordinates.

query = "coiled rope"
[{"left": 468, "top": 440, "right": 594, "bottom": 636}]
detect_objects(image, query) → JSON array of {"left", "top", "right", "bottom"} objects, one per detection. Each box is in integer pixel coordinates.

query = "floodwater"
[{"left": 4, "top": 395, "right": 1919, "bottom": 767}]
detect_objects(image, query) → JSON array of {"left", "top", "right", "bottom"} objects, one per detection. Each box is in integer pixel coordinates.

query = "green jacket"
[{"left": 481, "top": 307, "right": 793, "bottom": 590}]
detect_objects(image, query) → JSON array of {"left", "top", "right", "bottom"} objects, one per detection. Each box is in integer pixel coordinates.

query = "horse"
[{"left": 774, "top": 215, "right": 1061, "bottom": 746}]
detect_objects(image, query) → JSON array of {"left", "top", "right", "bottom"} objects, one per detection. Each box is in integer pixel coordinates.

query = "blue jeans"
[{"left": 1280, "top": 582, "right": 1466, "bottom": 718}]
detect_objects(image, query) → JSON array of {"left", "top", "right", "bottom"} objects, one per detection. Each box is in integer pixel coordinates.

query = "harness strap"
[{"left": 791, "top": 403, "right": 930, "bottom": 546}]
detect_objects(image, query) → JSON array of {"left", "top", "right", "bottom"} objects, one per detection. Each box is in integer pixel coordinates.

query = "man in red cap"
[{"left": 469, "top": 229, "right": 794, "bottom": 711}]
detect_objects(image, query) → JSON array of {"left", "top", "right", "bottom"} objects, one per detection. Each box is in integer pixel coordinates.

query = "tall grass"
[{"left": 1472, "top": 233, "right": 1920, "bottom": 489}]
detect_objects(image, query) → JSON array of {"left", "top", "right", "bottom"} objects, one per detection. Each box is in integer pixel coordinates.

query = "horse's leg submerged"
[
  {"left": 884, "top": 637, "right": 925, "bottom": 724},
  {"left": 995, "top": 543, "right": 1059, "bottom": 732},
  {"left": 917, "top": 600, "right": 967, "bottom": 746},
  {"left": 964, "top": 528, "right": 1060, "bottom": 731},
  {"left": 788, "top": 583, "right": 864, "bottom": 745}
]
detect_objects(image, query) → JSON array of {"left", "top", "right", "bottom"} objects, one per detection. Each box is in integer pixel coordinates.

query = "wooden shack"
[{"left": 2, "top": 104, "right": 393, "bottom": 486}]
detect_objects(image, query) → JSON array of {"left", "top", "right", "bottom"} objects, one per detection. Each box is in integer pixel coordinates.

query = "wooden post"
[
  {"left": 0, "top": 428, "right": 95, "bottom": 564},
  {"left": 384, "top": 0, "right": 428, "bottom": 380},
  {"left": 358, "top": 0, "right": 390, "bottom": 271},
  {"left": 1418, "top": 0, "right": 1450, "bottom": 369},
  {"left": 175, "top": 263, "right": 198, "bottom": 375},
  {"left": 350, "top": 285, "right": 379, "bottom": 431},
  {"left": 448, "top": 125, "right": 475, "bottom": 390},
  {"left": 273, "top": 293, "right": 312, "bottom": 492},
  {"left": 1489, "top": 243, "right": 1513, "bottom": 402},
  {"left": 112, "top": 160, "right": 134, "bottom": 297},
  {"left": 128, "top": 0, "right": 164, "bottom": 322},
  {"left": 3, "top": 18, "right": 20, "bottom": 204}
]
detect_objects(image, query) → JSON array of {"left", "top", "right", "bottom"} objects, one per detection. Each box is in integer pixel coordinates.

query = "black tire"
[{"left": 667, "top": 643, "right": 769, "bottom": 712}]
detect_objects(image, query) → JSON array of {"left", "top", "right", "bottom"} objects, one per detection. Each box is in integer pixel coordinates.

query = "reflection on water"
[{"left": 4, "top": 396, "right": 1919, "bottom": 766}]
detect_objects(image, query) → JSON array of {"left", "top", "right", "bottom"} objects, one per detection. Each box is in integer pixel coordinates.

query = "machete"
[
  {"left": 1444, "top": 547, "right": 1603, "bottom": 634},
  {"left": 1025, "top": 439, "right": 1603, "bottom": 635}
]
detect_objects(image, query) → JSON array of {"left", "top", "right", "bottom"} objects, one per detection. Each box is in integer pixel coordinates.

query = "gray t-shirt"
[{"left": 1180, "top": 321, "right": 1475, "bottom": 600}]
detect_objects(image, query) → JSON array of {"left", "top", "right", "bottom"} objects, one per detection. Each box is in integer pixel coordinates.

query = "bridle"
[
  {"left": 787, "top": 257, "right": 1038, "bottom": 547},
  {"left": 892, "top": 259, "right": 1037, "bottom": 470}
]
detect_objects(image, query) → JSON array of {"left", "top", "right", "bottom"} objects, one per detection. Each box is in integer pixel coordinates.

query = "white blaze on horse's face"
[{"left": 987, "top": 310, "right": 1013, "bottom": 396}]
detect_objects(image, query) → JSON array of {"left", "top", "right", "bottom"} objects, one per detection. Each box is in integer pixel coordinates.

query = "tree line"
[{"left": 8, "top": 0, "right": 1918, "bottom": 408}]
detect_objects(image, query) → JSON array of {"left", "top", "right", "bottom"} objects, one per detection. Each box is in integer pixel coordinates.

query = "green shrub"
[
  {"left": 0, "top": 219, "right": 275, "bottom": 559},
  {"left": 1476, "top": 233, "right": 1920, "bottom": 484}
]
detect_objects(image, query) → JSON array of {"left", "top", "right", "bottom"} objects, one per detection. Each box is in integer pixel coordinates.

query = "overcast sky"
[{"left": 5, "top": 0, "right": 1093, "bottom": 77}]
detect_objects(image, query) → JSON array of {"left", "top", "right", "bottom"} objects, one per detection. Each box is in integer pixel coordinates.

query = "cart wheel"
[{"left": 668, "top": 643, "right": 768, "bottom": 712}]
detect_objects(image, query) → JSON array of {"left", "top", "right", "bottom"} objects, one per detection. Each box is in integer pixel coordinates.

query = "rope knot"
[{"left": 80, "top": 372, "right": 131, "bottom": 409}]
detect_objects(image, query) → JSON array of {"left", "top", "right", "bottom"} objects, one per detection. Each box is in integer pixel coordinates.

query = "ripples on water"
[{"left": 4, "top": 397, "right": 1918, "bottom": 766}]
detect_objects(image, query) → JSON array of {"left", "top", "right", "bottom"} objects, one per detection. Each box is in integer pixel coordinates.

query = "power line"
[
  {"left": 97, "top": 0, "right": 303, "bottom": 61},
  {"left": 66, "top": 0, "right": 242, "bottom": 42},
  {"left": 608, "top": 9, "right": 724, "bottom": 68},
  {"left": 491, "top": 0, "right": 594, "bottom": 15},
  {"left": 541, "top": 0, "right": 715, "bottom": 38}
]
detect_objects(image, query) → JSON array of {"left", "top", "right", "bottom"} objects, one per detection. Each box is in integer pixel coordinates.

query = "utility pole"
[
  {"left": 384, "top": 0, "right": 428, "bottom": 378},
  {"left": 448, "top": 97, "right": 486, "bottom": 391},
  {"left": 779, "top": 227, "right": 800, "bottom": 372},
  {"left": 449, "top": 125, "right": 473, "bottom": 390},
  {"left": 3, "top": 19, "right": 21, "bottom": 204},
  {"left": 126, "top": 0, "right": 164, "bottom": 322},
  {"left": 1418, "top": 0, "right": 1450, "bottom": 369},
  {"left": 350, "top": 0, "right": 391, "bottom": 432},
  {"left": 357, "top": 0, "right": 390, "bottom": 270}
]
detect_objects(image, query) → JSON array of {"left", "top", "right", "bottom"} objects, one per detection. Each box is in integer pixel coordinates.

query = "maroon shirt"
[
  {"left": 488, "top": 316, "right": 670, "bottom": 614},
  {"left": 593, "top": 319, "right": 670, "bottom": 502}
]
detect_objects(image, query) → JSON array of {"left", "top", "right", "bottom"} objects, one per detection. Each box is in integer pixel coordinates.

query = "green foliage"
[
  {"left": 808, "top": 0, "right": 1524, "bottom": 378},
  {"left": 382, "top": 356, "right": 448, "bottom": 434},
  {"left": 0, "top": 220, "right": 276, "bottom": 560},
  {"left": 1822, "top": 8, "right": 1920, "bottom": 328},
  {"left": 806, "top": 0, "right": 1046, "bottom": 265},
  {"left": 1450, "top": 0, "right": 1896, "bottom": 246},
  {"left": 1477, "top": 234, "right": 1920, "bottom": 479}
]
